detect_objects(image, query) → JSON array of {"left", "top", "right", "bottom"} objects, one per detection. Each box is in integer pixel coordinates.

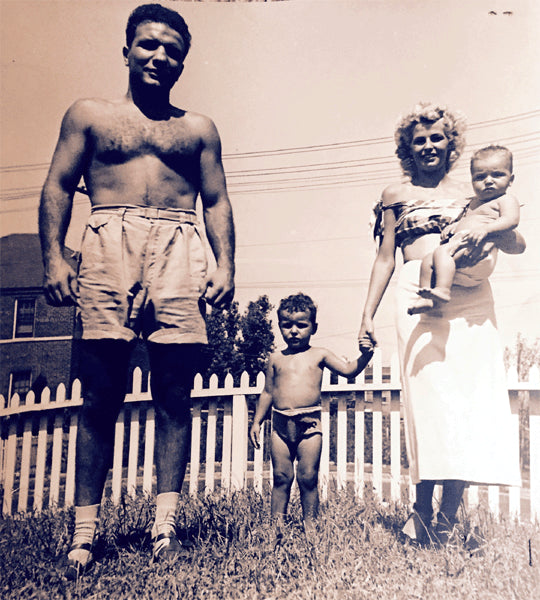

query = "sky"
[{"left": 1, "top": 0, "right": 539, "bottom": 363}]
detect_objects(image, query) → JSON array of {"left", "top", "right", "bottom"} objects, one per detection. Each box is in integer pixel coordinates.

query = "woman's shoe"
[
  {"left": 401, "top": 510, "right": 434, "bottom": 546},
  {"left": 433, "top": 513, "right": 461, "bottom": 548}
]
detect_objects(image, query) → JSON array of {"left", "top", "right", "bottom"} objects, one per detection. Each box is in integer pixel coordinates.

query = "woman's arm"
[
  {"left": 494, "top": 228, "right": 526, "bottom": 254},
  {"left": 358, "top": 188, "right": 398, "bottom": 347}
]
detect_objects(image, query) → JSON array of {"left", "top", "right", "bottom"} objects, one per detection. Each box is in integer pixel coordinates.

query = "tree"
[
  {"left": 504, "top": 333, "right": 540, "bottom": 380},
  {"left": 204, "top": 295, "right": 275, "bottom": 382},
  {"left": 238, "top": 295, "right": 275, "bottom": 377},
  {"left": 205, "top": 300, "right": 243, "bottom": 381}
]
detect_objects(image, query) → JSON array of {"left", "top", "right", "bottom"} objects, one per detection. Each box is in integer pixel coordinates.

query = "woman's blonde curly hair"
[{"left": 394, "top": 102, "right": 467, "bottom": 179}]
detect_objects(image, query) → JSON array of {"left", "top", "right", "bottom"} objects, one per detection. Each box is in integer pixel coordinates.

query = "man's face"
[{"left": 124, "top": 21, "right": 186, "bottom": 91}]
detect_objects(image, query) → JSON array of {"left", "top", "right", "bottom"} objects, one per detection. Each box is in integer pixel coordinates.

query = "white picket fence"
[{"left": 1, "top": 351, "right": 539, "bottom": 522}]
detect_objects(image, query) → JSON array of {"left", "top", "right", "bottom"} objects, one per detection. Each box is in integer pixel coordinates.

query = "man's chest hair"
[{"left": 91, "top": 110, "right": 200, "bottom": 161}]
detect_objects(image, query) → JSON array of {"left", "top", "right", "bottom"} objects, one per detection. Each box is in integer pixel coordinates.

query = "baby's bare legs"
[
  {"left": 270, "top": 430, "right": 295, "bottom": 525},
  {"left": 408, "top": 253, "right": 436, "bottom": 314},
  {"left": 409, "top": 246, "right": 455, "bottom": 315},
  {"left": 429, "top": 245, "right": 455, "bottom": 302},
  {"left": 418, "top": 252, "right": 435, "bottom": 289},
  {"left": 296, "top": 433, "right": 322, "bottom": 530}
]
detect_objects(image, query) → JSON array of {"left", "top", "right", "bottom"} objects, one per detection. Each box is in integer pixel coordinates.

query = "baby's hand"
[{"left": 441, "top": 223, "right": 457, "bottom": 242}]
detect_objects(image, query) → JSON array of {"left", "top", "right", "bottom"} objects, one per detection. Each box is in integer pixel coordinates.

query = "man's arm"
[
  {"left": 39, "top": 101, "right": 90, "bottom": 305},
  {"left": 198, "top": 117, "right": 235, "bottom": 308}
]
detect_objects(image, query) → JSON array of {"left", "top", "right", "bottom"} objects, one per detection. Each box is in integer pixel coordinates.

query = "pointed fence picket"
[{"left": 1, "top": 353, "right": 539, "bottom": 523}]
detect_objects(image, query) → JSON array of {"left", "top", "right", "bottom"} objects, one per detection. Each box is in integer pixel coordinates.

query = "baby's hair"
[
  {"left": 470, "top": 144, "right": 513, "bottom": 172},
  {"left": 394, "top": 102, "right": 467, "bottom": 179},
  {"left": 126, "top": 3, "right": 191, "bottom": 56},
  {"left": 278, "top": 293, "right": 317, "bottom": 326}
]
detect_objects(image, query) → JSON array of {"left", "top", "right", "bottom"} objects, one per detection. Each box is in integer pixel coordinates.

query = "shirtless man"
[{"left": 39, "top": 4, "right": 235, "bottom": 577}]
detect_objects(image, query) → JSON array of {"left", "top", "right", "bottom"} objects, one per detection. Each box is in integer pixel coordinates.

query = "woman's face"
[{"left": 410, "top": 120, "right": 450, "bottom": 175}]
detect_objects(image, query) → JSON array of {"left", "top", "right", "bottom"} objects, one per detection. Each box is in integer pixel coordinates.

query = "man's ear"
[
  {"left": 509, "top": 174, "right": 515, "bottom": 187},
  {"left": 173, "top": 63, "right": 185, "bottom": 82},
  {"left": 123, "top": 46, "right": 129, "bottom": 65},
  {"left": 312, "top": 323, "right": 318, "bottom": 335}
]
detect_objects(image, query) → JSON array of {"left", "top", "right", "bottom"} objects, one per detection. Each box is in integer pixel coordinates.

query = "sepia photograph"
[{"left": 1, "top": 1, "right": 539, "bottom": 598}]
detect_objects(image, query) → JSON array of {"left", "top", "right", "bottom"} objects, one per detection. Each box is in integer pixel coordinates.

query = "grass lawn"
[{"left": 1, "top": 488, "right": 538, "bottom": 599}]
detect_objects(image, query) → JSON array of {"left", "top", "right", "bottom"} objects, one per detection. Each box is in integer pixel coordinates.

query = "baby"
[
  {"left": 250, "top": 293, "right": 373, "bottom": 532},
  {"left": 409, "top": 145, "right": 520, "bottom": 314}
]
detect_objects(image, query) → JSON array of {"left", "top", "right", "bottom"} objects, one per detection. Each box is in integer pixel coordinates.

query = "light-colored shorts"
[
  {"left": 77, "top": 205, "right": 208, "bottom": 344},
  {"left": 272, "top": 407, "right": 322, "bottom": 446}
]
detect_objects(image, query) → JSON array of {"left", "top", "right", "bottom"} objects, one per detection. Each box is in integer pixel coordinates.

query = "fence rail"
[{"left": 1, "top": 351, "right": 539, "bottom": 522}]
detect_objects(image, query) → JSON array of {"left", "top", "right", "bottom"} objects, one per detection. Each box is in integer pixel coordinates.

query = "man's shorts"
[
  {"left": 272, "top": 407, "right": 322, "bottom": 446},
  {"left": 77, "top": 205, "right": 208, "bottom": 344}
]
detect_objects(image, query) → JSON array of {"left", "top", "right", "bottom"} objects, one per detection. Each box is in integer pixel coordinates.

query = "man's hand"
[
  {"left": 250, "top": 422, "right": 261, "bottom": 449},
  {"left": 200, "top": 266, "right": 234, "bottom": 308},
  {"left": 43, "top": 258, "right": 78, "bottom": 306}
]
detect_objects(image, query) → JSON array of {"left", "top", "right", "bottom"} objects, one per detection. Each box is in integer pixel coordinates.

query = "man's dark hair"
[
  {"left": 278, "top": 293, "right": 318, "bottom": 326},
  {"left": 126, "top": 3, "right": 191, "bottom": 56}
]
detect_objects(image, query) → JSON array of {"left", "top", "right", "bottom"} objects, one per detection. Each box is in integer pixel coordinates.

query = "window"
[
  {"left": 15, "top": 298, "right": 36, "bottom": 338},
  {"left": 9, "top": 370, "right": 32, "bottom": 404}
]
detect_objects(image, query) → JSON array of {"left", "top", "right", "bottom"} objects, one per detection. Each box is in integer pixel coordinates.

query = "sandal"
[
  {"left": 152, "top": 530, "right": 183, "bottom": 563},
  {"left": 65, "top": 542, "right": 94, "bottom": 581}
]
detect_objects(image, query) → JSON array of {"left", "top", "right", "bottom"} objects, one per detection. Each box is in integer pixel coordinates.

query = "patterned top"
[{"left": 372, "top": 196, "right": 468, "bottom": 247}]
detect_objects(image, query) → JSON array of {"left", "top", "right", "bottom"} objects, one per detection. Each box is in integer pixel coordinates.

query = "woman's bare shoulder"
[{"left": 381, "top": 181, "right": 409, "bottom": 206}]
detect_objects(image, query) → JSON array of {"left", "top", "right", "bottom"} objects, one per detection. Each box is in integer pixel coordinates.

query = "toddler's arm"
[
  {"left": 249, "top": 358, "right": 274, "bottom": 449},
  {"left": 322, "top": 344, "right": 374, "bottom": 379}
]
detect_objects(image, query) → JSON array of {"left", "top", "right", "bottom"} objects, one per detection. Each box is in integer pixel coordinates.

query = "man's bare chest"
[{"left": 90, "top": 113, "right": 200, "bottom": 163}]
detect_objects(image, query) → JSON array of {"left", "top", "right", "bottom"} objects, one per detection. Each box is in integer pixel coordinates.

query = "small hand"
[
  {"left": 440, "top": 223, "right": 457, "bottom": 242},
  {"left": 358, "top": 319, "right": 377, "bottom": 354},
  {"left": 249, "top": 423, "right": 261, "bottom": 449},
  {"left": 200, "top": 266, "right": 235, "bottom": 309}
]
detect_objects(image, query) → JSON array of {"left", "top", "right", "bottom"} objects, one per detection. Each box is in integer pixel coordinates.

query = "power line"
[{"left": 2, "top": 110, "right": 539, "bottom": 173}]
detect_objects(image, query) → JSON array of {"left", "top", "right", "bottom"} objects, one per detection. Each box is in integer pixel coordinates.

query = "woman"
[{"left": 358, "top": 102, "right": 525, "bottom": 545}]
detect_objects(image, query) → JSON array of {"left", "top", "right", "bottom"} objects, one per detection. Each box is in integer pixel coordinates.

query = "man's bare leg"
[
  {"left": 67, "top": 339, "right": 132, "bottom": 578},
  {"left": 147, "top": 342, "right": 200, "bottom": 560}
]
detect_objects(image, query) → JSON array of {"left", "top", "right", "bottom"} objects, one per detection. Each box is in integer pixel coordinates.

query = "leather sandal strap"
[
  {"left": 154, "top": 531, "right": 177, "bottom": 543},
  {"left": 69, "top": 542, "right": 93, "bottom": 552}
]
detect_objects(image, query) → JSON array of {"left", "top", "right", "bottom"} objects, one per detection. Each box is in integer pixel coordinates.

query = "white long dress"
[{"left": 396, "top": 259, "right": 521, "bottom": 486}]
